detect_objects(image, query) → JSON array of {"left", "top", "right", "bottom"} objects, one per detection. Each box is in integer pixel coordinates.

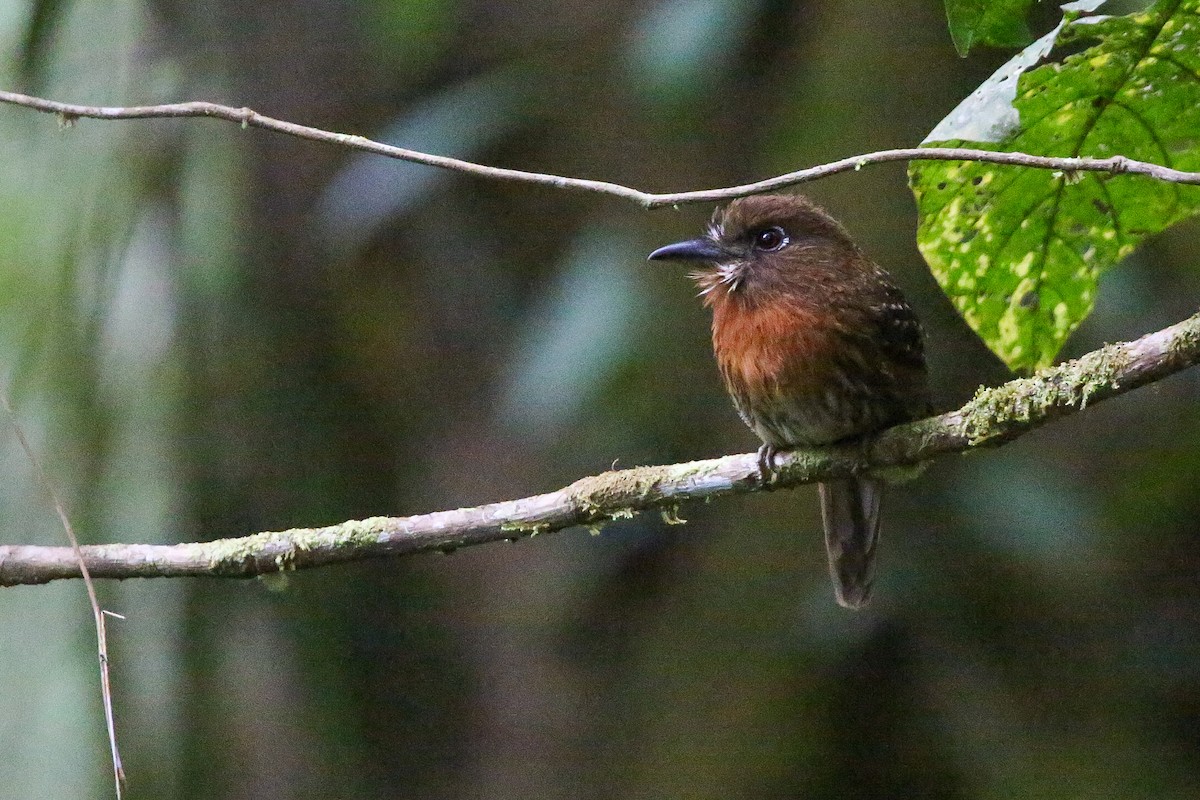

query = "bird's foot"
[{"left": 757, "top": 443, "right": 782, "bottom": 489}]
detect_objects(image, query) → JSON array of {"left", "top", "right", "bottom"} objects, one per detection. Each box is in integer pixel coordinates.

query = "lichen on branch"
[{"left": 1, "top": 311, "right": 1197, "bottom": 587}]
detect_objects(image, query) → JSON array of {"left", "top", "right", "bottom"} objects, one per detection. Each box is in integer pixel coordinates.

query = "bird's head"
[{"left": 648, "top": 194, "right": 860, "bottom": 305}]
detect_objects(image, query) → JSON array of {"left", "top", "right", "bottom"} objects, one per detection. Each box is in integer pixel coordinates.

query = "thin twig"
[
  {"left": 1, "top": 310, "right": 1198, "bottom": 587},
  {"left": 0, "top": 392, "right": 125, "bottom": 797},
  {"left": 1, "top": 91, "right": 1197, "bottom": 207}
]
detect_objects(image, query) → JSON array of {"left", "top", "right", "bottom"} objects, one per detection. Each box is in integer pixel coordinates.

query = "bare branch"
[
  {"left": 1, "top": 91, "right": 1197, "bottom": 208},
  {"left": 2, "top": 311, "right": 1198, "bottom": 587},
  {"left": 0, "top": 392, "right": 125, "bottom": 795}
]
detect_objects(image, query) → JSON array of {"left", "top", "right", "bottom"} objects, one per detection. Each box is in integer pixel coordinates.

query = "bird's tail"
[{"left": 818, "top": 477, "right": 883, "bottom": 609}]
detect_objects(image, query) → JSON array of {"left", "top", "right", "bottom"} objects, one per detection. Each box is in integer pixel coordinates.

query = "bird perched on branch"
[{"left": 649, "top": 194, "right": 929, "bottom": 609}]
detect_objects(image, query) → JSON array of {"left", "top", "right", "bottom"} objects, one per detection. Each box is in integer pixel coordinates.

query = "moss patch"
[{"left": 960, "top": 340, "right": 1130, "bottom": 444}]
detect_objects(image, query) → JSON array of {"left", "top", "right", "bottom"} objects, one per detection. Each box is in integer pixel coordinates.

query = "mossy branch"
[{"left": 2, "top": 311, "right": 1197, "bottom": 587}]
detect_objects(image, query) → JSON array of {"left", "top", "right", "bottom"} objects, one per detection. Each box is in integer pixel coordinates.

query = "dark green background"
[{"left": 2, "top": 0, "right": 1199, "bottom": 797}]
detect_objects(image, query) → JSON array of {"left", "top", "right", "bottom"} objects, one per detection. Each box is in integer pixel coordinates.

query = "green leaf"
[
  {"left": 944, "top": 0, "right": 1036, "bottom": 56},
  {"left": 911, "top": 0, "right": 1200, "bottom": 372}
]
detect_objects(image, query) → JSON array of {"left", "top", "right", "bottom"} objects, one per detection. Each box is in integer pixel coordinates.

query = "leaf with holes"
[{"left": 911, "top": 0, "right": 1200, "bottom": 372}]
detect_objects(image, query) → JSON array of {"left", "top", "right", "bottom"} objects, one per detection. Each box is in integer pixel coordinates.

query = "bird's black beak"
[{"left": 647, "top": 237, "right": 727, "bottom": 263}]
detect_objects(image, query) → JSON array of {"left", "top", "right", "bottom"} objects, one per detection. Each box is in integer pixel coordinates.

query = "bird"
[{"left": 648, "top": 194, "right": 929, "bottom": 609}]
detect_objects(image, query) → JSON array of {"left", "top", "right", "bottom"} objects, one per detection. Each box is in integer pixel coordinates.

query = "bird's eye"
[{"left": 752, "top": 227, "right": 788, "bottom": 252}]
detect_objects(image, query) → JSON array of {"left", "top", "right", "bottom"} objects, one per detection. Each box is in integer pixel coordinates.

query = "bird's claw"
[{"left": 757, "top": 443, "right": 781, "bottom": 489}]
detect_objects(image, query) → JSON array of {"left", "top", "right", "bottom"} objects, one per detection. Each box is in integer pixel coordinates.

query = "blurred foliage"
[
  {"left": 0, "top": 0, "right": 1199, "bottom": 799},
  {"left": 914, "top": 0, "right": 1200, "bottom": 371}
]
